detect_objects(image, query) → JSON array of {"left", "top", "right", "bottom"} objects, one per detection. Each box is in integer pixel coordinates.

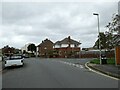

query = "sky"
[{"left": 0, "top": 0, "right": 119, "bottom": 49}]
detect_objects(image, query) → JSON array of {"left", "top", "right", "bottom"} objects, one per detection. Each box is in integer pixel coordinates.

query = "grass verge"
[{"left": 90, "top": 58, "right": 115, "bottom": 65}]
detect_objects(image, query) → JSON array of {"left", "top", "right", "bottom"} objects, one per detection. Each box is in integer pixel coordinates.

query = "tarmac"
[
  {"left": 0, "top": 59, "right": 120, "bottom": 80},
  {"left": 86, "top": 62, "right": 120, "bottom": 79}
]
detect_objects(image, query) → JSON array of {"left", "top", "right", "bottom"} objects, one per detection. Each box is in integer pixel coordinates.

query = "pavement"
[{"left": 86, "top": 62, "right": 120, "bottom": 79}]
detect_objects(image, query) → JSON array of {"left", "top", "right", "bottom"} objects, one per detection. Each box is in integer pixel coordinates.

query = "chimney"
[{"left": 68, "top": 36, "right": 71, "bottom": 47}]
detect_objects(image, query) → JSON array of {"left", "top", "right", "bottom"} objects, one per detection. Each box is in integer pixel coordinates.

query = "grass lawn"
[{"left": 90, "top": 58, "right": 115, "bottom": 65}]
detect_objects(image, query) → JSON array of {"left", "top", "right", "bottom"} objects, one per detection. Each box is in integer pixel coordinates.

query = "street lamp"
[{"left": 93, "top": 13, "right": 102, "bottom": 64}]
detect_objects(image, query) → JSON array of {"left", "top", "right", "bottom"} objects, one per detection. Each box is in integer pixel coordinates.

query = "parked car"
[
  {"left": 4, "top": 55, "right": 24, "bottom": 67},
  {"left": 23, "top": 54, "right": 29, "bottom": 58}
]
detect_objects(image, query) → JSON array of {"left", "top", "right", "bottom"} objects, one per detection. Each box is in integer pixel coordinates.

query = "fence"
[
  {"left": 115, "top": 46, "right": 120, "bottom": 65},
  {"left": 79, "top": 50, "right": 115, "bottom": 58}
]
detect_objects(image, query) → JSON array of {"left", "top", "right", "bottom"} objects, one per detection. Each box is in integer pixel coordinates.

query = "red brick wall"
[
  {"left": 80, "top": 54, "right": 99, "bottom": 58},
  {"left": 54, "top": 47, "right": 80, "bottom": 58}
]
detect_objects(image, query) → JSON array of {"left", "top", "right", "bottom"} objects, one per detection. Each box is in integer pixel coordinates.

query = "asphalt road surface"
[{"left": 2, "top": 58, "right": 118, "bottom": 88}]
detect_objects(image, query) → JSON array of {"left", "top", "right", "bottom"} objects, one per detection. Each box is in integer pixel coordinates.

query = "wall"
[
  {"left": 61, "top": 44, "right": 69, "bottom": 47},
  {"left": 80, "top": 50, "right": 115, "bottom": 58},
  {"left": 54, "top": 47, "right": 80, "bottom": 58}
]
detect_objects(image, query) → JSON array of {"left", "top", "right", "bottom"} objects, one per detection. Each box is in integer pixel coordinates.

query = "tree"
[
  {"left": 93, "top": 32, "right": 114, "bottom": 50},
  {"left": 105, "top": 31, "right": 114, "bottom": 50},
  {"left": 106, "top": 14, "right": 120, "bottom": 46},
  {"left": 94, "top": 13, "right": 120, "bottom": 50},
  {"left": 106, "top": 14, "right": 120, "bottom": 33},
  {"left": 93, "top": 32, "right": 106, "bottom": 49},
  {"left": 23, "top": 50, "right": 26, "bottom": 54},
  {"left": 28, "top": 44, "right": 36, "bottom": 53}
]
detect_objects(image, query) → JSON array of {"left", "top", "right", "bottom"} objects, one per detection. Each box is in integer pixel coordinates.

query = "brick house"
[
  {"left": 2, "top": 45, "right": 15, "bottom": 56},
  {"left": 37, "top": 39, "right": 54, "bottom": 57},
  {"left": 53, "top": 36, "right": 81, "bottom": 58}
]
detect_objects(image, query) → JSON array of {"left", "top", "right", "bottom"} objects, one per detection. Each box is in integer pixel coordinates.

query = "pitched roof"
[
  {"left": 55, "top": 36, "right": 81, "bottom": 45},
  {"left": 38, "top": 39, "right": 53, "bottom": 47}
]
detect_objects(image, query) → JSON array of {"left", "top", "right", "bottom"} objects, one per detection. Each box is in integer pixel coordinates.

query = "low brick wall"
[{"left": 80, "top": 54, "right": 99, "bottom": 58}]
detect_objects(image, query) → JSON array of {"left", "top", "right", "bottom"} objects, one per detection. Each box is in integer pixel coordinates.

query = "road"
[{"left": 2, "top": 58, "right": 118, "bottom": 88}]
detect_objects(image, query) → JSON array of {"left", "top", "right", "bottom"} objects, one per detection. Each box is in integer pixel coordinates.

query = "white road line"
[
  {"left": 59, "top": 61, "right": 84, "bottom": 69},
  {"left": 76, "top": 64, "right": 79, "bottom": 67},
  {"left": 85, "top": 62, "right": 119, "bottom": 80},
  {"left": 80, "top": 65, "right": 84, "bottom": 68}
]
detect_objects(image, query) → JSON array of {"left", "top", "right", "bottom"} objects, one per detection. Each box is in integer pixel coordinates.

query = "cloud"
[{"left": 0, "top": 1, "right": 119, "bottom": 48}]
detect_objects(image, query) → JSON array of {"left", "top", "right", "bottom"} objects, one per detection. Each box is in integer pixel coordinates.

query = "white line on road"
[{"left": 59, "top": 61, "right": 84, "bottom": 69}]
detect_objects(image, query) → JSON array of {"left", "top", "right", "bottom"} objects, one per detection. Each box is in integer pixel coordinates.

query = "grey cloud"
[
  {"left": 2, "top": 2, "right": 55, "bottom": 24},
  {"left": 0, "top": 1, "right": 118, "bottom": 48}
]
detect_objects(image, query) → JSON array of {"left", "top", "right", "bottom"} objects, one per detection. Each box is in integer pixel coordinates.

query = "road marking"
[
  {"left": 85, "top": 62, "right": 119, "bottom": 80},
  {"left": 79, "top": 65, "right": 84, "bottom": 68},
  {"left": 59, "top": 61, "right": 84, "bottom": 69},
  {"left": 75, "top": 64, "right": 79, "bottom": 67}
]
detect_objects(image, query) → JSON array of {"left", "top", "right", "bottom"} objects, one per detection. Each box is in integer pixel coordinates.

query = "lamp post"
[{"left": 93, "top": 13, "right": 102, "bottom": 64}]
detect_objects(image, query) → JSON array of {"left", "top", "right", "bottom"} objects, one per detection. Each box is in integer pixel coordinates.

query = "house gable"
[{"left": 54, "top": 36, "right": 81, "bottom": 48}]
